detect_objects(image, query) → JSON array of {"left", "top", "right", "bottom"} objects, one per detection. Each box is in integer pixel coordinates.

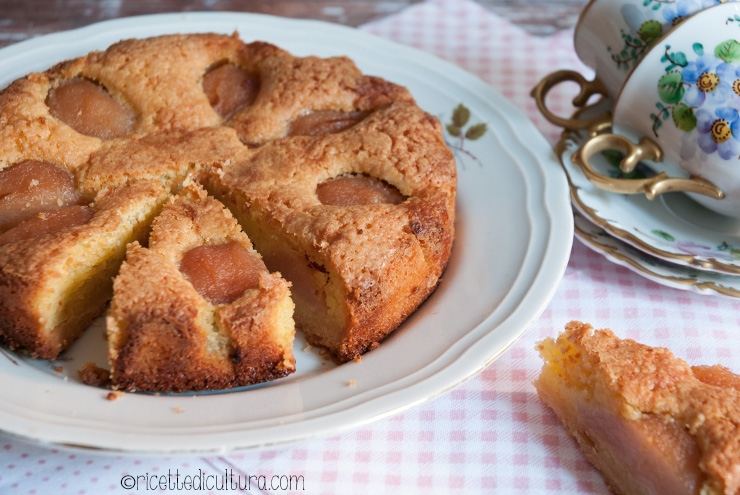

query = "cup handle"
[
  {"left": 531, "top": 70, "right": 610, "bottom": 132},
  {"left": 572, "top": 132, "right": 725, "bottom": 200}
]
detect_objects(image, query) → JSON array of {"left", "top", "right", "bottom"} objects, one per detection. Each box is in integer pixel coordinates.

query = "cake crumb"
[
  {"left": 106, "top": 391, "right": 123, "bottom": 401},
  {"left": 353, "top": 355, "right": 363, "bottom": 363},
  {"left": 347, "top": 380, "right": 357, "bottom": 387},
  {"left": 78, "top": 362, "right": 111, "bottom": 388},
  {"left": 53, "top": 366, "right": 63, "bottom": 373},
  {"left": 173, "top": 407, "right": 184, "bottom": 413},
  {"left": 303, "top": 343, "right": 313, "bottom": 352}
]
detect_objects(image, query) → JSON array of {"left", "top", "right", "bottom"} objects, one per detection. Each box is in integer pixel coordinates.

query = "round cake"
[{"left": 0, "top": 32, "right": 457, "bottom": 392}]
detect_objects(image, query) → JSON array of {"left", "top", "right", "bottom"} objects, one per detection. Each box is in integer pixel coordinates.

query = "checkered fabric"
[{"left": 3, "top": 1, "right": 740, "bottom": 494}]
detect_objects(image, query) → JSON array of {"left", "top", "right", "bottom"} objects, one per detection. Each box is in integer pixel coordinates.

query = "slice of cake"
[
  {"left": 107, "top": 183, "right": 295, "bottom": 392},
  {"left": 0, "top": 175, "right": 169, "bottom": 359},
  {"left": 201, "top": 101, "right": 456, "bottom": 363},
  {"left": 535, "top": 321, "right": 740, "bottom": 495}
]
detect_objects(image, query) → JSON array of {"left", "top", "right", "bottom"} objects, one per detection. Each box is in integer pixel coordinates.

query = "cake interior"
[
  {"left": 535, "top": 328, "right": 705, "bottom": 495},
  {"left": 223, "top": 204, "right": 348, "bottom": 354}
]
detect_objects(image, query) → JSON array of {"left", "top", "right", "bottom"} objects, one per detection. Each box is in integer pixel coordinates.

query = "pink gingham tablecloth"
[{"left": 4, "top": 0, "right": 740, "bottom": 494}]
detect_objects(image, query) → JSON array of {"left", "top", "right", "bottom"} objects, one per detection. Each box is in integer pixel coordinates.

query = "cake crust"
[{"left": 536, "top": 321, "right": 740, "bottom": 495}]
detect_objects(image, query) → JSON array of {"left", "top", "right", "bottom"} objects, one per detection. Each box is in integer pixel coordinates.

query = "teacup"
[
  {"left": 575, "top": 0, "right": 732, "bottom": 99},
  {"left": 572, "top": 2, "right": 740, "bottom": 219},
  {"left": 532, "top": 0, "right": 734, "bottom": 131}
]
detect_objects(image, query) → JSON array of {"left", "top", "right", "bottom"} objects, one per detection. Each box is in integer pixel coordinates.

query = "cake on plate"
[
  {"left": 0, "top": 32, "right": 456, "bottom": 391},
  {"left": 536, "top": 321, "right": 740, "bottom": 495}
]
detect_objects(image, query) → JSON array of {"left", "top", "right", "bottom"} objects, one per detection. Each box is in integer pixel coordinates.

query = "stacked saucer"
[{"left": 556, "top": 119, "right": 740, "bottom": 298}]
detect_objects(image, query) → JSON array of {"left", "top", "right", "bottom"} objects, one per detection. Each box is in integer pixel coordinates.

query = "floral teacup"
[
  {"left": 573, "top": 2, "right": 740, "bottom": 219},
  {"left": 532, "top": 0, "right": 735, "bottom": 132},
  {"left": 575, "top": 0, "right": 733, "bottom": 99}
]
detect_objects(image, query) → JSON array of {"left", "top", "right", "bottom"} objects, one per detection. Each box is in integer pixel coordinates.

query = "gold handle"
[
  {"left": 531, "top": 70, "right": 610, "bottom": 133},
  {"left": 572, "top": 132, "right": 725, "bottom": 200}
]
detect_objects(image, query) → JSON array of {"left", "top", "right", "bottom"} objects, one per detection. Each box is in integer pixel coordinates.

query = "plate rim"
[{"left": 573, "top": 210, "right": 740, "bottom": 298}]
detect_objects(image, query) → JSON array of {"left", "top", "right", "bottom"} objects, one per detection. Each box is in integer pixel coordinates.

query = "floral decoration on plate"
[
  {"left": 574, "top": 209, "right": 740, "bottom": 298},
  {"left": 444, "top": 103, "right": 487, "bottom": 168}
]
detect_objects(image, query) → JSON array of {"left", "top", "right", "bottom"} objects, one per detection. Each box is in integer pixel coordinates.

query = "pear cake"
[
  {"left": 0, "top": 32, "right": 457, "bottom": 392},
  {"left": 536, "top": 321, "right": 740, "bottom": 495}
]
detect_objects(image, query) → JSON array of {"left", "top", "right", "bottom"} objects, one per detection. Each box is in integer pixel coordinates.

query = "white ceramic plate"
[
  {"left": 574, "top": 210, "right": 740, "bottom": 298},
  {"left": 558, "top": 108, "right": 740, "bottom": 275},
  {"left": 0, "top": 13, "right": 573, "bottom": 454}
]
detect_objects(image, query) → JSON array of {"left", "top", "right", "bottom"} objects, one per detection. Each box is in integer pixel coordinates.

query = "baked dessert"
[
  {"left": 108, "top": 184, "right": 295, "bottom": 392},
  {"left": 0, "top": 177, "right": 169, "bottom": 359},
  {"left": 201, "top": 101, "right": 455, "bottom": 362},
  {"left": 535, "top": 321, "right": 740, "bottom": 495},
  {"left": 0, "top": 32, "right": 456, "bottom": 390}
]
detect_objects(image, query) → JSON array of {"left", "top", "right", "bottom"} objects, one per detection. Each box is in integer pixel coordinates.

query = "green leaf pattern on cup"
[
  {"left": 651, "top": 33, "right": 740, "bottom": 160},
  {"left": 609, "top": 0, "right": 727, "bottom": 71}
]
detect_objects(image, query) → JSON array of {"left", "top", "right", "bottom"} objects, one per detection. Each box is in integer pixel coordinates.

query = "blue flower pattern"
[
  {"left": 653, "top": 37, "right": 740, "bottom": 161},
  {"left": 696, "top": 107, "right": 740, "bottom": 158},
  {"left": 611, "top": 0, "right": 729, "bottom": 71},
  {"left": 661, "top": 0, "right": 722, "bottom": 25}
]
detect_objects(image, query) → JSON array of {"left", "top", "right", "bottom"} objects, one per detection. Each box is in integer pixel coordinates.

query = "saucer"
[
  {"left": 574, "top": 210, "right": 740, "bottom": 298},
  {"left": 557, "top": 120, "right": 740, "bottom": 275}
]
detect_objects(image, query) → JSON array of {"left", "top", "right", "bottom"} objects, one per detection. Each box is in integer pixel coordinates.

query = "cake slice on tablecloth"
[{"left": 536, "top": 321, "right": 740, "bottom": 495}]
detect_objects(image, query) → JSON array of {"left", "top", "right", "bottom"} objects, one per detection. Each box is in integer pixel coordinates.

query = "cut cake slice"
[
  {"left": 0, "top": 179, "right": 169, "bottom": 359},
  {"left": 107, "top": 183, "right": 295, "bottom": 392},
  {"left": 535, "top": 321, "right": 740, "bottom": 495},
  {"left": 201, "top": 101, "right": 456, "bottom": 363}
]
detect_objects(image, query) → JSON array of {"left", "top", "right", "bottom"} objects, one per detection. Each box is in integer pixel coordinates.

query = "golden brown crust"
[
  {"left": 108, "top": 184, "right": 295, "bottom": 392},
  {"left": 67, "top": 33, "right": 245, "bottom": 133},
  {"left": 201, "top": 102, "right": 455, "bottom": 362},
  {"left": 227, "top": 46, "right": 413, "bottom": 145},
  {"left": 0, "top": 74, "right": 102, "bottom": 171},
  {"left": 0, "top": 32, "right": 455, "bottom": 381},
  {"left": 77, "top": 126, "right": 248, "bottom": 195},
  {"left": 0, "top": 180, "right": 169, "bottom": 359},
  {"left": 536, "top": 321, "right": 740, "bottom": 495}
]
